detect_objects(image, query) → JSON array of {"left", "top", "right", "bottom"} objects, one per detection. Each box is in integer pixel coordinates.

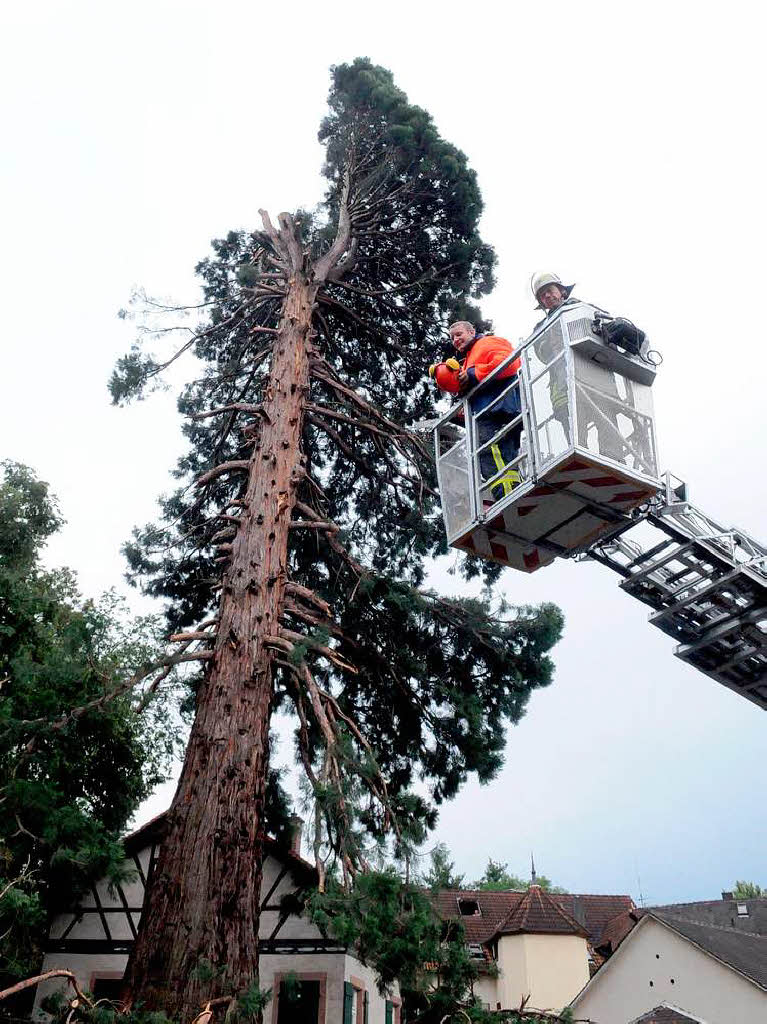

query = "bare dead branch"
[
  {"left": 195, "top": 460, "right": 251, "bottom": 488},
  {"left": 289, "top": 520, "right": 340, "bottom": 532},
  {"left": 285, "top": 581, "right": 332, "bottom": 618},
  {"left": 0, "top": 970, "right": 92, "bottom": 1006},
  {"left": 314, "top": 165, "right": 353, "bottom": 281},
  {"left": 190, "top": 402, "right": 264, "bottom": 422}
]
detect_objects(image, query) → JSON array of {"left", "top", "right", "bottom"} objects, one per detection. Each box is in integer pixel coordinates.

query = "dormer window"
[
  {"left": 457, "top": 898, "right": 481, "bottom": 917},
  {"left": 468, "top": 943, "right": 486, "bottom": 961}
]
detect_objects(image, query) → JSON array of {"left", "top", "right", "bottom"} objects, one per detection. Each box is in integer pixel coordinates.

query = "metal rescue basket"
[{"left": 434, "top": 302, "right": 662, "bottom": 572}]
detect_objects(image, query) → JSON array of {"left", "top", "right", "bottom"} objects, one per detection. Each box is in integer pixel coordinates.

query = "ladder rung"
[
  {"left": 717, "top": 645, "right": 766, "bottom": 674},
  {"left": 675, "top": 607, "right": 767, "bottom": 658},
  {"left": 622, "top": 542, "right": 697, "bottom": 587},
  {"left": 648, "top": 567, "right": 750, "bottom": 624},
  {"left": 624, "top": 538, "right": 676, "bottom": 571},
  {"left": 743, "top": 673, "right": 767, "bottom": 692}
]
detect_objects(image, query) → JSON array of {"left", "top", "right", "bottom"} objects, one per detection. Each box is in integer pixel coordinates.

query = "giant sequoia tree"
[{"left": 111, "top": 59, "right": 562, "bottom": 1018}]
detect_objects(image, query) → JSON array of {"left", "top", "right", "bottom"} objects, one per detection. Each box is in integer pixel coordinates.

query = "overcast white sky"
[{"left": 2, "top": 1, "right": 765, "bottom": 906}]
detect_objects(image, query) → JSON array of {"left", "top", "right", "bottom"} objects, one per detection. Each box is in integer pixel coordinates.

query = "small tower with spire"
[{"left": 491, "top": 880, "right": 590, "bottom": 1011}]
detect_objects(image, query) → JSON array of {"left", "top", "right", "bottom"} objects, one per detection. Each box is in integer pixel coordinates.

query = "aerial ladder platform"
[{"left": 432, "top": 301, "right": 767, "bottom": 711}]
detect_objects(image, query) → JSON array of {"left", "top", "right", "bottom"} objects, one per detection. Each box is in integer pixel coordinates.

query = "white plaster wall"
[
  {"left": 45, "top": 849, "right": 319, "bottom": 948},
  {"left": 252, "top": 952, "right": 398, "bottom": 1023},
  {"left": 34, "top": 952, "right": 389, "bottom": 1024},
  {"left": 258, "top": 854, "right": 323, "bottom": 941},
  {"left": 471, "top": 974, "right": 499, "bottom": 1011},
  {"left": 497, "top": 934, "right": 589, "bottom": 1013},
  {"left": 344, "top": 954, "right": 399, "bottom": 1024},
  {"left": 572, "top": 917, "right": 767, "bottom": 1024},
  {"left": 33, "top": 953, "right": 129, "bottom": 1019},
  {"left": 260, "top": 952, "right": 343, "bottom": 1022},
  {"left": 519, "top": 934, "right": 589, "bottom": 1013}
]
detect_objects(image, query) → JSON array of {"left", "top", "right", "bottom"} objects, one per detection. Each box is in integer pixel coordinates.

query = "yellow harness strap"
[{"left": 491, "top": 443, "right": 520, "bottom": 496}]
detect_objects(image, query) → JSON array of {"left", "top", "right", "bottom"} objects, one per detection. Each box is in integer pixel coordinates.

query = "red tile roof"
[
  {"left": 432, "top": 889, "right": 635, "bottom": 948},
  {"left": 497, "top": 885, "right": 590, "bottom": 938},
  {"left": 594, "top": 908, "right": 641, "bottom": 954}
]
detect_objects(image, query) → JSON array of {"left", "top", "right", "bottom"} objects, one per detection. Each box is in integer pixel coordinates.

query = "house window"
[
  {"left": 737, "top": 903, "right": 749, "bottom": 916},
  {"left": 384, "top": 998, "right": 401, "bottom": 1024},
  {"left": 89, "top": 973, "right": 124, "bottom": 1003},
  {"left": 457, "top": 898, "right": 481, "bottom": 917},
  {"left": 346, "top": 976, "right": 368, "bottom": 1024},
  {"left": 272, "top": 973, "right": 325, "bottom": 1024}
]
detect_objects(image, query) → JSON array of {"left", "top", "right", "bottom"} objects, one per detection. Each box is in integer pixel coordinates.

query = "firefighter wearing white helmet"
[
  {"left": 529, "top": 271, "right": 622, "bottom": 453},
  {"left": 530, "top": 271, "right": 576, "bottom": 313}
]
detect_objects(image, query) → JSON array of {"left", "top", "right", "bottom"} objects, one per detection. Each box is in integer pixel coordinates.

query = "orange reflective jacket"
[{"left": 433, "top": 335, "right": 520, "bottom": 395}]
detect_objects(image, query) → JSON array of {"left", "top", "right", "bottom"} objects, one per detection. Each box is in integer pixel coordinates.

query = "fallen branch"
[{"left": 0, "top": 969, "right": 92, "bottom": 1006}]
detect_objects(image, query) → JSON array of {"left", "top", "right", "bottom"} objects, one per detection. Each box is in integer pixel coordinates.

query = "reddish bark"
[{"left": 125, "top": 271, "right": 318, "bottom": 1020}]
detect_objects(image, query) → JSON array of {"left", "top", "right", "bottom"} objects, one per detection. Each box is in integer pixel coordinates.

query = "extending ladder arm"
[{"left": 586, "top": 474, "right": 767, "bottom": 710}]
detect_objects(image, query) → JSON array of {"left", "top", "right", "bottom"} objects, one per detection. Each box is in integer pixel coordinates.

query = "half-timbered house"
[{"left": 32, "top": 814, "right": 401, "bottom": 1024}]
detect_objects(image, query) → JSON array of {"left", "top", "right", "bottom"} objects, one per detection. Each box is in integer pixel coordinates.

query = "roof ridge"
[
  {"left": 496, "top": 885, "right": 589, "bottom": 938},
  {"left": 654, "top": 911, "right": 767, "bottom": 939},
  {"left": 534, "top": 885, "right": 592, "bottom": 933},
  {"left": 651, "top": 897, "right": 767, "bottom": 909}
]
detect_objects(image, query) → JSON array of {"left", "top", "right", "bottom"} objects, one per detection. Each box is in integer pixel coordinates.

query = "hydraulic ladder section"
[{"left": 587, "top": 475, "right": 767, "bottom": 710}]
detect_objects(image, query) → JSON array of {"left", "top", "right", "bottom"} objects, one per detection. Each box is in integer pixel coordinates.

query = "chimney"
[
  {"left": 289, "top": 815, "right": 304, "bottom": 856},
  {"left": 722, "top": 891, "right": 734, "bottom": 901}
]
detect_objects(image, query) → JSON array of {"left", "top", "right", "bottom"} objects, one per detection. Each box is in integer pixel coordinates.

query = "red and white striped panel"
[
  {"left": 453, "top": 527, "right": 556, "bottom": 574},
  {"left": 451, "top": 454, "right": 660, "bottom": 573}
]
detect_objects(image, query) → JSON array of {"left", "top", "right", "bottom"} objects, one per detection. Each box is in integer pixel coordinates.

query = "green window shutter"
[
  {"left": 343, "top": 981, "right": 354, "bottom": 1024},
  {"left": 385, "top": 1000, "right": 393, "bottom": 1024},
  {"left": 363, "top": 990, "right": 369, "bottom": 1024}
]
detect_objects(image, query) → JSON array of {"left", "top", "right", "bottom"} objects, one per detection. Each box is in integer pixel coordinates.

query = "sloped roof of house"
[
  {"left": 649, "top": 897, "right": 767, "bottom": 936},
  {"left": 432, "top": 888, "right": 634, "bottom": 948},
  {"left": 629, "top": 1005, "right": 710, "bottom": 1024},
  {"left": 595, "top": 907, "right": 642, "bottom": 954},
  {"left": 122, "top": 811, "right": 317, "bottom": 882},
  {"left": 495, "top": 884, "right": 589, "bottom": 939}
]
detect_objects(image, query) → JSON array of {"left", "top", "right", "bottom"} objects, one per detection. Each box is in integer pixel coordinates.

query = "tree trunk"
[{"left": 126, "top": 272, "right": 317, "bottom": 1020}]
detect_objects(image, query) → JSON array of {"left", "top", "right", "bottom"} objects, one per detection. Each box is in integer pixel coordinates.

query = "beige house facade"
[
  {"left": 570, "top": 911, "right": 767, "bottom": 1024},
  {"left": 33, "top": 815, "right": 400, "bottom": 1024}
]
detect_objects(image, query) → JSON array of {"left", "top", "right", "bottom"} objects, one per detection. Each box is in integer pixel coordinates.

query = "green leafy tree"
[
  {"left": 309, "top": 870, "right": 481, "bottom": 1022},
  {"left": 110, "top": 59, "right": 562, "bottom": 1018},
  {"left": 732, "top": 880, "right": 764, "bottom": 899},
  {"left": 474, "top": 859, "right": 564, "bottom": 893},
  {"left": 0, "top": 462, "right": 179, "bottom": 994},
  {"left": 422, "top": 843, "right": 465, "bottom": 891}
]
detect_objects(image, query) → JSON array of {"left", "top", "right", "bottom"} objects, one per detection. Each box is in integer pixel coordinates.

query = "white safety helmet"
[{"left": 530, "top": 271, "right": 575, "bottom": 309}]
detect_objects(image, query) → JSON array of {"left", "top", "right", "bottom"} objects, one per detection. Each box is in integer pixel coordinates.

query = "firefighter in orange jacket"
[{"left": 429, "top": 321, "right": 522, "bottom": 499}]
